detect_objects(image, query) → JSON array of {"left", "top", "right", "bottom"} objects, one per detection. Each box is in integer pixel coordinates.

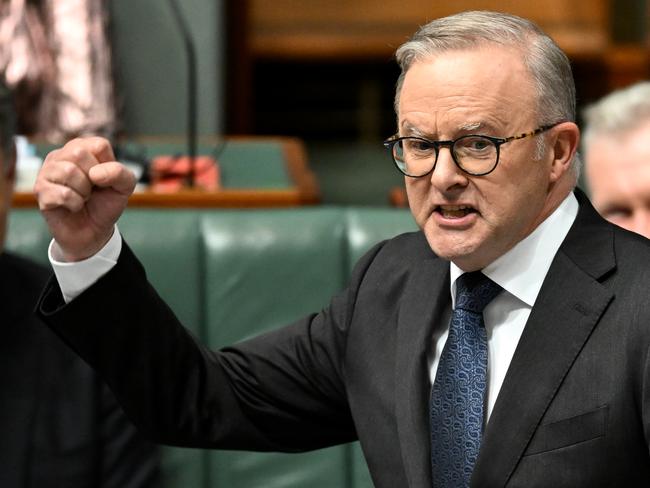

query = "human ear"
[{"left": 548, "top": 122, "right": 579, "bottom": 183}]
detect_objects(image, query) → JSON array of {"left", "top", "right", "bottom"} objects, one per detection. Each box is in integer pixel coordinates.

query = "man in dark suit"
[
  {"left": 0, "top": 82, "right": 160, "bottom": 486},
  {"left": 32, "top": 10, "right": 650, "bottom": 488}
]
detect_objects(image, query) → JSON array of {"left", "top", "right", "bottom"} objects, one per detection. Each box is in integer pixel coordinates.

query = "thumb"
[{"left": 88, "top": 162, "right": 137, "bottom": 196}]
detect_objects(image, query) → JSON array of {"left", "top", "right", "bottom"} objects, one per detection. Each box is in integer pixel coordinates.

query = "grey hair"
[
  {"left": 394, "top": 10, "right": 579, "bottom": 178},
  {"left": 582, "top": 81, "right": 650, "bottom": 153},
  {"left": 0, "top": 79, "right": 15, "bottom": 170}
]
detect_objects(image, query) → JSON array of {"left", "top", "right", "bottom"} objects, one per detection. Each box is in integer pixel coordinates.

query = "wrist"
[{"left": 53, "top": 227, "right": 116, "bottom": 263}]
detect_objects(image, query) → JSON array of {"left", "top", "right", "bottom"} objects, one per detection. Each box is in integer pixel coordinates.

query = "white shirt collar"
[{"left": 450, "top": 192, "right": 579, "bottom": 308}]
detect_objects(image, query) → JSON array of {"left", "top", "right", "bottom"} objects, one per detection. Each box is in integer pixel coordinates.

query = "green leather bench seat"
[{"left": 6, "top": 207, "right": 417, "bottom": 488}]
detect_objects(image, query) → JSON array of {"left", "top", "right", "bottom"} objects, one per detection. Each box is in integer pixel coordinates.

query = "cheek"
[
  {"left": 405, "top": 180, "right": 429, "bottom": 223},
  {"left": 498, "top": 182, "right": 550, "bottom": 239},
  {"left": 479, "top": 179, "right": 537, "bottom": 231}
]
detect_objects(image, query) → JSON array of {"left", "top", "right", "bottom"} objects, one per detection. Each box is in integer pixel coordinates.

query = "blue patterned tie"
[{"left": 430, "top": 271, "right": 502, "bottom": 488}]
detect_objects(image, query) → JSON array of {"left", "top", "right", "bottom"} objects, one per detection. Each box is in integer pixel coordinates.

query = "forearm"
[{"left": 40, "top": 242, "right": 260, "bottom": 447}]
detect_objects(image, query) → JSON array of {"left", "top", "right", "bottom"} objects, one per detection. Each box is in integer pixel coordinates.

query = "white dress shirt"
[
  {"left": 51, "top": 193, "right": 579, "bottom": 422},
  {"left": 430, "top": 192, "right": 579, "bottom": 422},
  {"left": 49, "top": 225, "right": 122, "bottom": 303}
]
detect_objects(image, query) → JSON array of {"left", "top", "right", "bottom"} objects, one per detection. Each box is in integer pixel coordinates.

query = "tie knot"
[{"left": 455, "top": 271, "right": 502, "bottom": 313}]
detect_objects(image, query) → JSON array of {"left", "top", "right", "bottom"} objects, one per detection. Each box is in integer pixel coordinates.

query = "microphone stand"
[{"left": 166, "top": 0, "right": 197, "bottom": 188}]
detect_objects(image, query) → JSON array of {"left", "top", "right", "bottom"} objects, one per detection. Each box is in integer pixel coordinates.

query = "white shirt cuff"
[{"left": 49, "top": 225, "right": 122, "bottom": 303}]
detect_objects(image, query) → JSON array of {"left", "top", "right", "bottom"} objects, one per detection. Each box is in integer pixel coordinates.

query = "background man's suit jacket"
[
  {"left": 38, "top": 191, "right": 650, "bottom": 487},
  {"left": 0, "top": 252, "right": 160, "bottom": 488}
]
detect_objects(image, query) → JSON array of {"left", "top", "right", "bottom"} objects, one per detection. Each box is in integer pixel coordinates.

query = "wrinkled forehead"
[{"left": 398, "top": 47, "right": 538, "bottom": 132}]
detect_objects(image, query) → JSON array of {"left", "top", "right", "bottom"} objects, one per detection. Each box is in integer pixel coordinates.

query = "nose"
[{"left": 429, "top": 146, "right": 469, "bottom": 191}]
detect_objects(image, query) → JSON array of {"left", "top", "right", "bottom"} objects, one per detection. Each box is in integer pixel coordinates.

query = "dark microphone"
[{"left": 166, "top": 0, "right": 197, "bottom": 187}]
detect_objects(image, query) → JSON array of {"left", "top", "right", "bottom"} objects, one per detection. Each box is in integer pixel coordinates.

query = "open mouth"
[{"left": 435, "top": 205, "right": 476, "bottom": 219}]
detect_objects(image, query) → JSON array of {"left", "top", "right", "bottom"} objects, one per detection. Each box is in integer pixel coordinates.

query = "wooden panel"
[
  {"left": 604, "top": 45, "right": 650, "bottom": 89},
  {"left": 250, "top": 0, "right": 609, "bottom": 60}
]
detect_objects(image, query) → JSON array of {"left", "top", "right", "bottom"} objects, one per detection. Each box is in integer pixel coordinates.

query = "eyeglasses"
[{"left": 383, "top": 124, "right": 559, "bottom": 177}]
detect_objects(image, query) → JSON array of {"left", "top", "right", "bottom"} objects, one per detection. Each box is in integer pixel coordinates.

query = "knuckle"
[
  {"left": 92, "top": 136, "right": 110, "bottom": 149},
  {"left": 36, "top": 189, "right": 60, "bottom": 210},
  {"left": 70, "top": 146, "right": 88, "bottom": 161},
  {"left": 59, "top": 185, "right": 75, "bottom": 202},
  {"left": 55, "top": 186, "right": 84, "bottom": 212},
  {"left": 63, "top": 138, "right": 83, "bottom": 151},
  {"left": 43, "top": 148, "right": 62, "bottom": 163},
  {"left": 68, "top": 197, "right": 84, "bottom": 213},
  {"left": 39, "top": 199, "right": 59, "bottom": 211},
  {"left": 83, "top": 135, "right": 108, "bottom": 151},
  {"left": 60, "top": 160, "right": 78, "bottom": 179}
]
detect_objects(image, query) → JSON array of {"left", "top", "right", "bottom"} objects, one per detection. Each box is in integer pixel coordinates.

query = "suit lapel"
[
  {"left": 472, "top": 192, "right": 616, "bottom": 487},
  {"left": 395, "top": 256, "right": 451, "bottom": 488}
]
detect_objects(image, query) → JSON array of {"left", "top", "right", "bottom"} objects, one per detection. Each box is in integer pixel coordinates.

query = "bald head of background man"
[{"left": 583, "top": 81, "right": 650, "bottom": 238}]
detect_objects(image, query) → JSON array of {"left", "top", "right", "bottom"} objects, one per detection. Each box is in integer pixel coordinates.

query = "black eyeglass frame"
[{"left": 383, "top": 123, "right": 560, "bottom": 177}]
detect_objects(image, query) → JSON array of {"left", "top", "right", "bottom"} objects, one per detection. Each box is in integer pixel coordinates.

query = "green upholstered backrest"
[
  {"left": 5, "top": 206, "right": 417, "bottom": 488},
  {"left": 344, "top": 207, "right": 418, "bottom": 273},
  {"left": 203, "top": 208, "right": 346, "bottom": 346},
  {"left": 6, "top": 209, "right": 51, "bottom": 264},
  {"left": 202, "top": 208, "right": 349, "bottom": 488}
]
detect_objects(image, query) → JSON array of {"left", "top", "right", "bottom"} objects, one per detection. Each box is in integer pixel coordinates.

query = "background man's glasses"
[{"left": 383, "top": 124, "right": 559, "bottom": 177}]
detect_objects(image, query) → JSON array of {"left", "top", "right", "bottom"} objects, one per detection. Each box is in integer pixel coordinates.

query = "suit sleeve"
[{"left": 37, "top": 240, "right": 385, "bottom": 452}]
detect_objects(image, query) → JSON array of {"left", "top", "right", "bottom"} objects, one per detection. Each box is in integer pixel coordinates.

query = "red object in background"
[{"left": 150, "top": 155, "right": 220, "bottom": 193}]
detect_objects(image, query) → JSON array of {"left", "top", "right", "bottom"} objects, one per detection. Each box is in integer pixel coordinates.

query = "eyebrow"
[
  {"left": 400, "top": 122, "right": 428, "bottom": 138},
  {"left": 400, "top": 121, "right": 487, "bottom": 138},
  {"left": 458, "top": 121, "right": 482, "bottom": 131}
]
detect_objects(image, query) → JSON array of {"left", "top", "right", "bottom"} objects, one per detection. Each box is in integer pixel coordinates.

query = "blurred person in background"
[
  {"left": 583, "top": 81, "right": 650, "bottom": 238},
  {"left": 0, "top": 79, "right": 159, "bottom": 487}
]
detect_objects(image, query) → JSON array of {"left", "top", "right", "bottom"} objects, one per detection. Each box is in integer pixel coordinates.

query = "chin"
[
  {"left": 425, "top": 236, "right": 489, "bottom": 271},
  {"left": 427, "top": 237, "right": 475, "bottom": 262}
]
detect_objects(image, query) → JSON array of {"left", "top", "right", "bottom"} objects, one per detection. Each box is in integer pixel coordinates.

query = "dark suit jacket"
[
  {"left": 38, "top": 191, "right": 650, "bottom": 487},
  {"left": 0, "top": 252, "right": 160, "bottom": 488}
]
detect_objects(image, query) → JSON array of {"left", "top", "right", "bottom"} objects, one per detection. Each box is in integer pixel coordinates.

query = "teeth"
[
  {"left": 440, "top": 205, "right": 470, "bottom": 211},
  {"left": 438, "top": 205, "right": 473, "bottom": 218}
]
